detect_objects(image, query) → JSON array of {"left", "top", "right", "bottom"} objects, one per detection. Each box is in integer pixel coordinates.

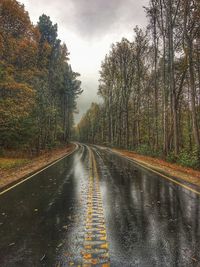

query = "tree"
[
  {"left": 77, "top": 0, "right": 200, "bottom": 169},
  {"left": 0, "top": 0, "right": 82, "bottom": 152}
]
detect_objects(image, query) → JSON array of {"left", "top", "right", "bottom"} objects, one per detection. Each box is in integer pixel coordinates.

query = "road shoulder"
[
  {"left": 111, "top": 148, "right": 200, "bottom": 189},
  {"left": 0, "top": 143, "right": 76, "bottom": 191}
]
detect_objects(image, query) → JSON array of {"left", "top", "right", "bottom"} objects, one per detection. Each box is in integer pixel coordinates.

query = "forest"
[
  {"left": 77, "top": 0, "right": 200, "bottom": 169},
  {"left": 0, "top": 0, "right": 82, "bottom": 154}
]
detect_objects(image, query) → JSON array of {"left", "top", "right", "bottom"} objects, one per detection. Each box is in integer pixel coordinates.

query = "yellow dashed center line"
[{"left": 82, "top": 148, "right": 110, "bottom": 266}]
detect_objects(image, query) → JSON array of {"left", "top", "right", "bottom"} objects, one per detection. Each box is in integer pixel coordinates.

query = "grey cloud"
[
  {"left": 69, "top": 0, "right": 121, "bottom": 36},
  {"left": 58, "top": 0, "right": 149, "bottom": 38},
  {"left": 24, "top": 0, "right": 148, "bottom": 38}
]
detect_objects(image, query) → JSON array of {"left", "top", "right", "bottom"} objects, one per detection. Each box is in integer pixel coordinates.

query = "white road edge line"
[
  {"left": 93, "top": 144, "right": 200, "bottom": 196},
  {"left": 112, "top": 150, "right": 200, "bottom": 196},
  {"left": 0, "top": 143, "right": 79, "bottom": 196}
]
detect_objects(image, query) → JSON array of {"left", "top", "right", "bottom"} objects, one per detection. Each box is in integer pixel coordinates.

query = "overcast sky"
[{"left": 20, "top": 0, "right": 148, "bottom": 123}]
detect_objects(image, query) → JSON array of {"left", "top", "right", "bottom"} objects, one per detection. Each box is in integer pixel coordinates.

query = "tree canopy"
[
  {"left": 77, "top": 0, "right": 200, "bottom": 169},
  {"left": 0, "top": 0, "right": 82, "bottom": 151}
]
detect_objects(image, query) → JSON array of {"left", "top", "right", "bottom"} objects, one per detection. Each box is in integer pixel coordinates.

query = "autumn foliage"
[{"left": 0, "top": 0, "right": 82, "bottom": 151}]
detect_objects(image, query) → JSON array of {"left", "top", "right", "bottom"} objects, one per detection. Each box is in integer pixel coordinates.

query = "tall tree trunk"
[
  {"left": 168, "top": 0, "right": 179, "bottom": 155},
  {"left": 184, "top": 0, "right": 200, "bottom": 148},
  {"left": 188, "top": 40, "right": 200, "bottom": 148}
]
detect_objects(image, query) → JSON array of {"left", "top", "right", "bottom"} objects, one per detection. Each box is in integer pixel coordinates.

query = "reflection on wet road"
[{"left": 0, "top": 144, "right": 200, "bottom": 266}]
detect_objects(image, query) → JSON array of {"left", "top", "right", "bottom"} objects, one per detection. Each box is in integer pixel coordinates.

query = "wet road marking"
[
  {"left": 126, "top": 157, "right": 200, "bottom": 196},
  {"left": 106, "top": 148, "right": 200, "bottom": 196},
  {"left": 0, "top": 144, "right": 78, "bottom": 196},
  {"left": 82, "top": 148, "right": 110, "bottom": 266}
]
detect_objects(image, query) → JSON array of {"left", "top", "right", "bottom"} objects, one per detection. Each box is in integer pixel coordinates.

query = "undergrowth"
[
  {"left": 0, "top": 158, "right": 30, "bottom": 170},
  {"left": 135, "top": 145, "right": 200, "bottom": 170}
]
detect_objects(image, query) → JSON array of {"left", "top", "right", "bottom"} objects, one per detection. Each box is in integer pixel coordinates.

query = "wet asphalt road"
[{"left": 0, "top": 144, "right": 200, "bottom": 267}]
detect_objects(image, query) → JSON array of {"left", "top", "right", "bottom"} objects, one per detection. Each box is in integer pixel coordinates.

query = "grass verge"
[
  {"left": 0, "top": 158, "right": 30, "bottom": 170},
  {"left": 0, "top": 143, "right": 75, "bottom": 190}
]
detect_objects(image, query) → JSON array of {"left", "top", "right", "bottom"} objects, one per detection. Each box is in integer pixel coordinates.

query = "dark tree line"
[
  {"left": 0, "top": 0, "right": 82, "bottom": 153},
  {"left": 77, "top": 0, "right": 200, "bottom": 169}
]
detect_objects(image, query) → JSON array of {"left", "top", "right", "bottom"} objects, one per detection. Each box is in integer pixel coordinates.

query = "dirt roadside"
[
  {"left": 112, "top": 148, "right": 200, "bottom": 188},
  {"left": 0, "top": 143, "right": 76, "bottom": 190}
]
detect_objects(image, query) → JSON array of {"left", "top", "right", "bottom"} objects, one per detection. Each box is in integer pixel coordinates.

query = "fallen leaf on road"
[
  {"left": 40, "top": 254, "right": 46, "bottom": 261},
  {"left": 190, "top": 256, "right": 198, "bottom": 262}
]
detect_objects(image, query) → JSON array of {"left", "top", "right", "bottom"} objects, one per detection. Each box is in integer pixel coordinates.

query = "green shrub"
[
  {"left": 136, "top": 144, "right": 152, "bottom": 156},
  {"left": 177, "top": 147, "right": 200, "bottom": 169},
  {"left": 47, "top": 142, "right": 57, "bottom": 150},
  {"left": 166, "top": 151, "right": 177, "bottom": 163},
  {"left": 135, "top": 144, "right": 162, "bottom": 157}
]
